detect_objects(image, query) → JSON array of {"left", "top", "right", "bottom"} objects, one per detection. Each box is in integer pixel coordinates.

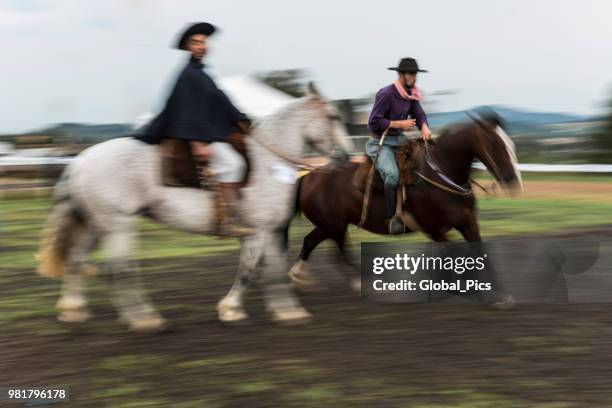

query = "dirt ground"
[
  {"left": 482, "top": 179, "right": 612, "bottom": 202},
  {"left": 2, "top": 229, "right": 612, "bottom": 407}
]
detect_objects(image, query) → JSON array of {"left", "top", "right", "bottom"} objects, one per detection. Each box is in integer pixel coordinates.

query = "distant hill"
[
  {"left": 428, "top": 106, "right": 591, "bottom": 127},
  {"left": 487, "top": 105, "right": 593, "bottom": 124},
  {"left": 44, "top": 123, "right": 134, "bottom": 142},
  {"left": 0, "top": 122, "right": 134, "bottom": 143},
  {"left": 428, "top": 105, "right": 599, "bottom": 133}
]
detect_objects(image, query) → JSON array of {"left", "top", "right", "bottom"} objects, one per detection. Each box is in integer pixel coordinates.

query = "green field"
[{"left": 2, "top": 189, "right": 612, "bottom": 270}]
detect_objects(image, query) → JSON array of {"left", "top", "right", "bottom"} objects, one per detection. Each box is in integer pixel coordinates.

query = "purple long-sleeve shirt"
[{"left": 367, "top": 84, "right": 428, "bottom": 137}]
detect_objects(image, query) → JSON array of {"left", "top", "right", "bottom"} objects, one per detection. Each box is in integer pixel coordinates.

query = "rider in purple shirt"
[{"left": 366, "top": 57, "right": 432, "bottom": 234}]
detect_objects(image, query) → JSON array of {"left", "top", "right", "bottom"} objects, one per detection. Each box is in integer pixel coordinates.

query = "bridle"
[
  {"left": 250, "top": 99, "right": 344, "bottom": 171},
  {"left": 415, "top": 118, "right": 505, "bottom": 197},
  {"left": 416, "top": 141, "right": 474, "bottom": 196}
]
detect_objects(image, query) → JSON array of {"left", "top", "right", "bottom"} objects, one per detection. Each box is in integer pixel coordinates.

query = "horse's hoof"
[
  {"left": 271, "top": 308, "right": 313, "bottom": 325},
  {"left": 126, "top": 315, "right": 170, "bottom": 334},
  {"left": 57, "top": 308, "right": 92, "bottom": 323},
  {"left": 56, "top": 296, "right": 91, "bottom": 323},
  {"left": 56, "top": 295, "right": 87, "bottom": 311},
  {"left": 489, "top": 294, "right": 517, "bottom": 310},
  {"left": 217, "top": 305, "right": 249, "bottom": 325},
  {"left": 289, "top": 261, "right": 321, "bottom": 293},
  {"left": 81, "top": 263, "right": 99, "bottom": 276}
]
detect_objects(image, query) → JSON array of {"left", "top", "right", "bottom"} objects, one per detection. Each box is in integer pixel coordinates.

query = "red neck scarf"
[{"left": 394, "top": 80, "right": 422, "bottom": 101}]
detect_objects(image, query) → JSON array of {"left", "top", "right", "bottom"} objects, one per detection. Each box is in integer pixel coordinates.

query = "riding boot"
[
  {"left": 384, "top": 184, "right": 405, "bottom": 235},
  {"left": 214, "top": 182, "right": 256, "bottom": 238}
]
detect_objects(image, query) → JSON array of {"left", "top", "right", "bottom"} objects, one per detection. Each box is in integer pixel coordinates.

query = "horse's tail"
[
  {"left": 37, "top": 168, "right": 86, "bottom": 278},
  {"left": 280, "top": 174, "right": 305, "bottom": 250}
]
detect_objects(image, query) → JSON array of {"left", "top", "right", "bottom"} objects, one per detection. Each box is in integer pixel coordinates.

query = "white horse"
[{"left": 37, "top": 89, "right": 354, "bottom": 332}]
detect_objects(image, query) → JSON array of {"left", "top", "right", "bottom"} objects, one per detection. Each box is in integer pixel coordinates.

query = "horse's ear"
[
  {"left": 469, "top": 108, "right": 506, "bottom": 130},
  {"left": 306, "top": 81, "right": 321, "bottom": 98}
]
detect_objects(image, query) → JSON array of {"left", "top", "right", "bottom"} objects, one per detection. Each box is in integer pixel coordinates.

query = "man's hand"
[
  {"left": 421, "top": 123, "right": 432, "bottom": 141},
  {"left": 391, "top": 119, "right": 416, "bottom": 131},
  {"left": 237, "top": 121, "right": 252, "bottom": 135}
]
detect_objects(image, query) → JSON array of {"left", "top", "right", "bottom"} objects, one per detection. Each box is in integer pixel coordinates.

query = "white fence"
[{"left": 3, "top": 155, "right": 612, "bottom": 173}]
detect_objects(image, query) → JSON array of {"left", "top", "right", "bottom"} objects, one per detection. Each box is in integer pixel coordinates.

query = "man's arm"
[
  {"left": 410, "top": 100, "right": 432, "bottom": 140},
  {"left": 368, "top": 89, "right": 418, "bottom": 135},
  {"left": 216, "top": 88, "right": 252, "bottom": 134},
  {"left": 367, "top": 90, "right": 392, "bottom": 135}
]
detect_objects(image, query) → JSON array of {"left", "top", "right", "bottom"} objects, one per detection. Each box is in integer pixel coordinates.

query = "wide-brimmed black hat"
[
  {"left": 176, "top": 22, "right": 216, "bottom": 50},
  {"left": 387, "top": 57, "right": 428, "bottom": 73}
]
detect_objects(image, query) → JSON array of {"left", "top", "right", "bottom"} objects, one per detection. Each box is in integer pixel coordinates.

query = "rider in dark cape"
[
  {"left": 136, "top": 57, "right": 248, "bottom": 144},
  {"left": 136, "top": 22, "right": 254, "bottom": 237}
]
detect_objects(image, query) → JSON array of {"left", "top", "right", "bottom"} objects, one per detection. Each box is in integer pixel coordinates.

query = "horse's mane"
[
  {"left": 474, "top": 107, "right": 507, "bottom": 131},
  {"left": 433, "top": 108, "right": 507, "bottom": 145},
  {"left": 257, "top": 97, "right": 314, "bottom": 127},
  {"left": 421, "top": 121, "right": 476, "bottom": 151},
  {"left": 396, "top": 138, "right": 424, "bottom": 185}
]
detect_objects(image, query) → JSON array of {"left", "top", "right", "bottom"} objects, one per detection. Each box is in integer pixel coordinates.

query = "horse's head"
[
  {"left": 301, "top": 82, "right": 353, "bottom": 164},
  {"left": 469, "top": 109, "right": 523, "bottom": 195}
]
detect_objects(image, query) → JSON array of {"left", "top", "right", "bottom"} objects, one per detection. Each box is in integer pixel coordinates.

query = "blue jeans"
[{"left": 365, "top": 135, "right": 404, "bottom": 188}]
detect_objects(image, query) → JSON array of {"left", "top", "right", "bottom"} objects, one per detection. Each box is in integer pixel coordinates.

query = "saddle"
[
  {"left": 160, "top": 132, "right": 252, "bottom": 189},
  {"left": 352, "top": 138, "right": 426, "bottom": 192},
  {"left": 354, "top": 138, "right": 426, "bottom": 231}
]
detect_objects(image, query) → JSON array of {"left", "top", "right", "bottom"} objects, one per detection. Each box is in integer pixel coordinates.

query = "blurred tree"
[
  {"left": 591, "top": 95, "right": 612, "bottom": 163},
  {"left": 256, "top": 69, "right": 309, "bottom": 97}
]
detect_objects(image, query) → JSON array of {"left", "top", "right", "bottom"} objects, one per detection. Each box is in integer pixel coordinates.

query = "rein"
[
  {"left": 251, "top": 133, "right": 317, "bottom": 170},
  {"left": 418, "top": 141, "right": 473, "bottom": 196},
  {"left": 416, "top": 122, "right": 503, "bottom": 197},
  {"left": 249, "top": 100, "right": 343, "bottom": 172}
]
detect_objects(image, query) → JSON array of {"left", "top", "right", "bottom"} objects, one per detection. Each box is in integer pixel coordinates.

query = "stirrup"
[
  {"left": 387, "top": 216, "right": 406, "bottom": 235},
  {"left": 214, "top": 218, "right": 256, "bottom": 238}
]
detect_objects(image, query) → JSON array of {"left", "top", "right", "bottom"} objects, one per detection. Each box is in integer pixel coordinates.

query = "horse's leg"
[
  {"left": 217, "top": 233, "right": 264, "bottom": 324},
  {"left": 103, "top": 219, "right": 167, "bottom": 332},
  {"left": 263, "top": 229, "right": 311, "bottom": 324},
  {"left": 289, "top": 227, "right": 328, "bottom": 291},
  {"left": 430, "top": 232, "right": 449, "bottom": 242},
  {"left": 456, "top": 216, "right": 515, "bottom": 309},
  {"left": 455, "top": 215, "right": 481, "bottom": 242},
  {"left": 56, "top": 228, "right": 99, "bottom": 323},
  {"left": 330, "top": 227, "right": 362, "bottom": 294}
]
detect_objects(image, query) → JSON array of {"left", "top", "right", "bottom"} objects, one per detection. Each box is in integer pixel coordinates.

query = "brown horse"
[{"left": 289, "top": 111, "right": 522, "bottom": 300}]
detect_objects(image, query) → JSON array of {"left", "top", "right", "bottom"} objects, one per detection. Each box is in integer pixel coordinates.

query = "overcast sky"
[{"left": 1, "top": 0, "right": 611, "bottom": 133}]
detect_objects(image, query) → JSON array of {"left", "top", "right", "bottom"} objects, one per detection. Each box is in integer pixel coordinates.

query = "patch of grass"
[
  {"left": 281, "top": 384, "right": 343, "bottom": 405},
  {"left": 233, "top": 380, "right": 278, "bottom": 394}
]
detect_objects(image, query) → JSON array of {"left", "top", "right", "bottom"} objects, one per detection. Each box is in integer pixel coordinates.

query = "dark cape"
[{"left": 135, "top": 57, "right": 249, "bottom": 144}]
